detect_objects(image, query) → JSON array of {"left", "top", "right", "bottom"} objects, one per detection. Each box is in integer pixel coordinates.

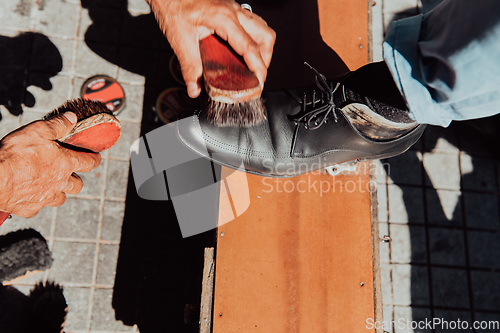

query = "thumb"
[{"left": 44, "top": 112, "right": 78, "bottom": 139}]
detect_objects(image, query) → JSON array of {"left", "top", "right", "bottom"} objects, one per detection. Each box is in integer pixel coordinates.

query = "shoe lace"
[{"left": 289, "top": 62, "right": 341, "bottom": 130}]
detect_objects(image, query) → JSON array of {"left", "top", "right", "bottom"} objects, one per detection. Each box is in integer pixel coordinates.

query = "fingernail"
[
  {"left": 186, "top": 82, "right": 200, "bottom": 98},
  {"left": 63, "top": 112, "right": 77, "bottom": 124}
]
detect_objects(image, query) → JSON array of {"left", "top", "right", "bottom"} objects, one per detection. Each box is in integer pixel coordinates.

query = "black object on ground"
[{"left": 0, "top": 229, "right": 53, "bottom": 283}]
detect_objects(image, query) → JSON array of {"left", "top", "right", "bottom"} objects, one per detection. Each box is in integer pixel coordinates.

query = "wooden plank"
[
  {"left": 200, "top": 248, "right": 215, "bottom": 333},
  {"left": 212, "top": 1, "right": 376, "bottom": 332}
]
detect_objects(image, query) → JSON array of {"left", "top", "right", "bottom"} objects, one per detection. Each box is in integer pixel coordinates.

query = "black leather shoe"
[{"left": 177, "top": 63, "right": 426, "bottom": 177}]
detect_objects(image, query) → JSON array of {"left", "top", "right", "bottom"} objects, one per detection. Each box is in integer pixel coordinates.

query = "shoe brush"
[
  {"left": 0, "top": 98, "right": 121, "bottom": 225},
  {"left": 200, "top": 34, "right": 266, "bottom": 127}
]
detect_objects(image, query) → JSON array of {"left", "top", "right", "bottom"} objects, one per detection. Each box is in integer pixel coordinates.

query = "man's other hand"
[{"left": 0, "top": 112, "right": 101, "bottom": 218}]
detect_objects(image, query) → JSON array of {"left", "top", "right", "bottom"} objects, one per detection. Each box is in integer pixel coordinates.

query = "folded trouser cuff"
[{"left": 383, "top": 14, "right": 452, "bottom": 127}]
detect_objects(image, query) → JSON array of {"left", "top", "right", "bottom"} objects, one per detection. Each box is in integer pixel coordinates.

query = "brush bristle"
[
  {"left": 205, "top": 98, "right": 266, "bottom": 127},
  {"left": 43, "top": 98, "right": 112, "bottom": 121}
]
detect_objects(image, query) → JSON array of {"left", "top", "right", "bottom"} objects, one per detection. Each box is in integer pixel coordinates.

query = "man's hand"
[
  {"left": 147, "top": 0, "right": 276, "bottom": 98},
  {"left": 0, "top": 112, "right": 101, "bottom": 218}
]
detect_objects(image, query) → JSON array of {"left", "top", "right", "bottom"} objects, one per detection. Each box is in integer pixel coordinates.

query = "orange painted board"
[
  {"left": 213, "top": 165, "right": 376, "bottom": 332},
  {"left": 318, "top": 0, "right": 370, "bottom": 70}
]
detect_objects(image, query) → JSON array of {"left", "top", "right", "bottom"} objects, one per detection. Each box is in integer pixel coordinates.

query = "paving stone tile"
[
  {"left": 426, "top": 189, "right": 462, "bottom": 227},
  {"left": 79, "top": 6, "right": 122, "bottom": 43},
  {"left": 71, "top": 76, "right": 85, "bottom": 99},
  {"left": 12, "top": 284, "right": 33, "bottom": 295},
  {"left": 74, "top": 40, "right": 118, "bottom": 78},
  {"left": 127, "top": 0, "right": 151, "bottom": 13},
  {"left": 77, "top": 158, "right": 106, "bottom": 197},
  {"left": 431, "top": 267, "right": 469, "bottom": 309},
  {"left": 0, "top": 107, "right": 21, "bottom": 138},
  {"left": 96, "top": 244, "right": 119, "bottom": 285},
  {"left": 382, "top": 305, "right": 393, "bottom": 325},
  {"left": 117, "top": 67, "right": 146, "bottom": 86},
  {"left": 379, "top": 222, "right": 390, "bottom": 263},
  {"left": 374, "top": 159, "right": 388, "bottom": 185},
  {"left": 423, "top": 125, "right": 459, "bottom": 154},
  {"left": 105, "top": 159, "right": 130, "bottom": 199},
  {"left": 393, "top": 306, "right": 433, "bottom": 333},
  {"left": 0, "top": 0, "right": 33, "bottom": 30},
  {"left": 433, "top": 310, "right": 472, "bottom": 333},
  {"left": 49, "top": 241, "right": 96, "bottom": 284},
  {"left": 24, "top": 73, "right": 72, "bottom": 112},
  {"left": 386, "top": 151, "right": 423, "bottom": 186},
  {"left": 10, "top": 270, "right": 47, "bottom": 286},
  {"left": 0, "top": 206, "right": 55, "bottom": 240},
  {"left": 91, "top": 288, "right": 134, "bottom": 331},
  {"left": 393, "top": 264, "right": 430, "bottom": 306},
  {"left": 381, "top": 263, "right": 393, "bottom": 305},
  {"left": 55, "top": 198, "right": 100, "bottom": 239},
  {"left": 423, "top": 153, "right": 461, "bottom": 190},
  {"left": 34, "top": 0, "right": 80, "bottom": 39},
  {"left": 384, "top": 0, "right": 418, "bottom": 14},
  {"left": 101, "top": 200, "right": 125, "bottom": 241},
  {"left": 377, "top": 184, "right": 388, "bottom": 223},
  {"left": 388, "top": 185, "right": 425, "bottom": 224},
  {"left": 471, "top": 271, "right": 500, "bottom": 312},
  {"left": 429, "top": 228, "right": 466, "bottom": 266},
  {"left": 30, "top": 34, "right": 74, "bottom": 75},
  {"left": 473, "top": 312, "right": 500, "bottom": 332},
  {"left": 371, "top": 0, "right": 384, "bottom": 61},
  {"left": 411, "top": 265, "right": 431, "bottom": 307},
  {"left": 63, "top": 287, "right": 92, "bottom": 331},
  {"left": 115, "top": 83, "right": 144, "bottom": 122},
  {"left": 460, "top": 154, "right": 496, "bottom": 192},
  {"left": 108, "top": 121, "right": 141, "bottom": 160},
  {"left": 463, "top": 192, "right": 499, "bottom": 230},
  {"left": 390, "top": 224, "right": 426, "bottom": 264},
  {"left": 19, "top": 109, "right": 45, "bottom": 126},
  {"left": 467, "top": 231, "right": 500, "bottom": 270}
]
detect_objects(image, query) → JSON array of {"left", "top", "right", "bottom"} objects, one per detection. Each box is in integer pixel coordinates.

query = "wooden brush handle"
[{"left": 200, "top": 35, "right": 261, "bottom": 103}]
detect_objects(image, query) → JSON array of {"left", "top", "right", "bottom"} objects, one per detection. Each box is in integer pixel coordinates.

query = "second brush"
[{"left": 199, "top": 35, "right": 266, "bottom": 127}]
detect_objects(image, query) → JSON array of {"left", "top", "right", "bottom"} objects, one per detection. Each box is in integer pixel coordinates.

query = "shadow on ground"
[{"left": 0, "top": 32, "right": 62, "bottom": 118}]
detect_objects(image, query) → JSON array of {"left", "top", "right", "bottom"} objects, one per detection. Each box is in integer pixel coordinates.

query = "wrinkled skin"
[
  {"left": 0, "top": 112, "right": 101, "bottom": 217},
  {"left": 146, "top": 0, "right": 276, "bottom": 98}
]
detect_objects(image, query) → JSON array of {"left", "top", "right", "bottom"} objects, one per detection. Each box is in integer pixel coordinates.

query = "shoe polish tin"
[{"left": 81, "top": 75, "right": 126, "bottom": 116}]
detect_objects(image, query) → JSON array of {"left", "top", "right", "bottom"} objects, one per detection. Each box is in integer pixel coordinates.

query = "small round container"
[
  {"left": 155, "top": 87, "right": 194, "bottom": 124},
  {"left": 81, "top": 75, "right": 126, "bottom": 116}
]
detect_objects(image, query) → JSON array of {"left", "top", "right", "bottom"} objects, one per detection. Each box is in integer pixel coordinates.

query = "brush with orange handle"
[
  {"left": 0, "top": 98, "right": 121, "bottom": 225},
  {"left": 200, "top": 34, "right": 266, "bottom": 127}
]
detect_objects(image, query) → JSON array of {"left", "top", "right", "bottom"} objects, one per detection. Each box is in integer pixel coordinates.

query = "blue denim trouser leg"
[{"left": 383, "top": 0, "right": 500, "bottom": 127}]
